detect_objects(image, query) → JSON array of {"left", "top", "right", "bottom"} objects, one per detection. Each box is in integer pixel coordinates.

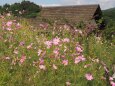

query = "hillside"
[{"left": 103, "top": 7, "right": 115, "bottom": 21}]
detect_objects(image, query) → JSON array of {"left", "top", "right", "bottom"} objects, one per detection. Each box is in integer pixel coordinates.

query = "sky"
[{"left": 0, "top": 0, "right": 115, "bottom": 10}]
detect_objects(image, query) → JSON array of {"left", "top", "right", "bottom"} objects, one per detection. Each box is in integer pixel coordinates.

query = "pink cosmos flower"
[
  {"left": 39, "top": 65, "right": 46, "bottom": 70},
  {"left": 20, "top": 55, "right": 26, "bottom": 64},
  {"left": 78, "top": 55, "right": 86, "bottom": 61},
  {"left": 53, "top": 64, "right": 58, "bottom": 70},
  {"left": 85, "top": 73, "right": 94, "bottom": 81},
  {"left": 6, "top": 21, "right": 12, "bottom": 27},
  {"left": 38, "top": 49, "right": 42, "bottom": 56},
  {"left": 7, "top": 13, "right": 11, "bottom": 17},
  {"left": 62, "top": 60, "right": 68, "bottom": 66},
  {"left": 62, "top": 38, "right": 70, "bottom": 43},
  {"left": 13, "top": 49, "right": 19, "bottom": 54},
  {"left": 53, "top": 48, "right": 59, "bottom": 56},
  {"left": 74, "top": 55, "right": 86, "bottom": 64},
  {"left": 44, "top": 41, "right": 52, "bottom": 49},
  {"left": 27, "top": 43, "right": 33, "bottom": 49},
  {"left": 6, "top": 28, "right": 12, "bottom": 31},
  {"left": 5, "top": 57, "right": 10, "bottom": 60},
  {"left": 39, "top": 58, "right": 44, "bottom": 65},
  {"left": 109, "top": 77, "right": 114, "bottom": 81},
  {"left": 76, "top": 46, "right": 83, "bottom": 53},
  {"left": 52, "top": 38, "right": 60, "bottom": 45},
  {"left": 111, "top": 81, "right": 115, "bottom": 86},
  {"left": 19, "top": 41, "right": 25, "bottom": 46},
  {"left": 61, "top": 55, "right": 66, "bottom": 59},
  {"left": 74, "top": 57, "right": 81, "bottom": 64},
  {"left": 66, "top": 81, "right": 71, "bottom": 86}
]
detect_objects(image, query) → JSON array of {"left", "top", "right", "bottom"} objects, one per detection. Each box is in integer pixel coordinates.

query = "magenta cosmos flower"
[
  {"left": 62, "top": 60, "right": 68, "bottom": 66},
  {"left": 53, "top": 48, "right": 59, "bottom": 56},
  {"left": 76, "top": 46, "right": 83, "bottom": 53},
  {"left": 52, "top": 37, "right": 60, "bottom": 45},
  {"left": 85, "top": 73, "right": 93, "bottom": 81},
  {"left": 39, "top": 58, "right": 44, "bottom": 65},
  {"left": 111, "top": 81, "right": 115, "bottom": 86},
  {"left": 6, "top": 21, "right": 13, "bottom": 27},
  {"left": 74, "top": 55, "right": 86, "bottom": 64},
  {"left": 20, "top": 55, "right": 26, "bottom": 64},
  {"left": 44, "top": 41, "right": 52, "bottom": 49},
  {"left": 19, "top": 41, "right": 25, "bottom": 46}
]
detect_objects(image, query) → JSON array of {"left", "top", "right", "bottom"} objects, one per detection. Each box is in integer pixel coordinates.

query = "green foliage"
[
  {"left": 99, "top": 8, "right": 115, "bottom": 41},
  {"left": 0, "top": 15, "right": 114, "bottom": 86},
  {"left": 103, "top": 7, "right": 115, "bottom": 21},
  {"left": 0, "top": 6, "right": 2, "bottom": 13},
  {"left": 75, "top": 21, "right": 85, "bottom": 29},
  {"left": 0, "top": 1, "right": 41, "bottom": 18},
  {"left": 102, "top": 20, "right": 115, "bottom": 41},
  {"left": 9, "top": 3, "right": 21, "bottom": 16}
]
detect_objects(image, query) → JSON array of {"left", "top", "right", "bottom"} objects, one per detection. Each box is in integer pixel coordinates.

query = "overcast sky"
[{"left": 0, "top": 0, "right": 115, "bottom": 10}]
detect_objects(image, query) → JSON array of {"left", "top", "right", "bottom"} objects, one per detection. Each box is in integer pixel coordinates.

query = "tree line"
[{"left": 0, "top": 0, "right": 41, "bottom": 18}]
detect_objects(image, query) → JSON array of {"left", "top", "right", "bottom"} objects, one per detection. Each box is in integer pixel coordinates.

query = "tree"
[
  {"left": 2, "top": 4, "right": 10, "bottom": 13},
  {"left": 0, "top": 1, "right": 41, "bottom": 18},
  {"left": 0, "top": 6, "right": 2, "bottom": 13},
  {"left": 20, "top": 1, "right": 41, "bottom": 18}
]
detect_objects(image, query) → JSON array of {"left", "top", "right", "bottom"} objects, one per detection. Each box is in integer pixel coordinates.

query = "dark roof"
[{"left": 40, "top": 4, "right": 102, "bottom": 23}]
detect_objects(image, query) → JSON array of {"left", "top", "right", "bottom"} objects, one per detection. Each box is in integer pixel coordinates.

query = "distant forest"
[
  {"left": 103, "top": 7, "right": 115, "bottom": 21},
  {"left": 0, "top": 0, "right": 41, "bottom": 18}
]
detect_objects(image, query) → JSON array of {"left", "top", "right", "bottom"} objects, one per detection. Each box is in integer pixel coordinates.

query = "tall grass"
[{"left": 0, "top": 15, "right": 115, "bottom": 86}]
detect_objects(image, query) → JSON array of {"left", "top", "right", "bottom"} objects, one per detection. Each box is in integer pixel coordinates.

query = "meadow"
[{"left": 0, "top": 14, "right": 115, "bottom": 86}]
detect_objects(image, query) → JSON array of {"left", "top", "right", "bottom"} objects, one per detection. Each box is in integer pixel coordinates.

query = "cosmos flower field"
[{"left": 0, "top": 14, "right": 115, "bottom": 86}]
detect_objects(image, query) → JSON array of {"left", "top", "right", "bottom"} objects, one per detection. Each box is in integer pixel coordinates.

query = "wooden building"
[{"left": 39, "top": 4, "right": 102, "bottom": 24}]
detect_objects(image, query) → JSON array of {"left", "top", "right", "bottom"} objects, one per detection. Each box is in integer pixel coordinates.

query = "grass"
[{"left": 0, "top": 15, "right": 115, "bottom": 86}]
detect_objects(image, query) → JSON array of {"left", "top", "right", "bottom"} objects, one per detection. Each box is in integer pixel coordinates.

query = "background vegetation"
[
  {"left": 0, "top": 0, "right": 41, "bottom": 18},
  {"left": 0, "top": 14, "right": 115, "bottom": 86},
  {"left": 0, "top": 1, "right": 115, "bottom": 86},
  {"left": 103, "top": 7, "right": 115, "bottom": 21}
]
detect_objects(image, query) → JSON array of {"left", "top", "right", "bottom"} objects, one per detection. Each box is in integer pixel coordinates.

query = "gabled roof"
[{"left": 40, "top": 4, "right": 102, "bottom": 23}]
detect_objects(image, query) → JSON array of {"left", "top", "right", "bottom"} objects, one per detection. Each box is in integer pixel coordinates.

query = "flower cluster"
[{"left": 0, "top": 14, "right": 114, "bottom": 86}]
